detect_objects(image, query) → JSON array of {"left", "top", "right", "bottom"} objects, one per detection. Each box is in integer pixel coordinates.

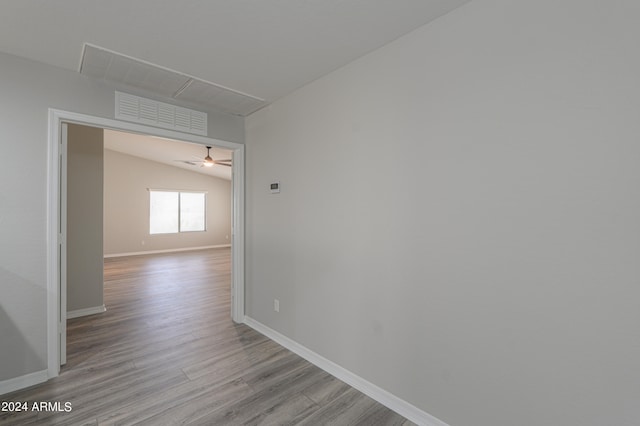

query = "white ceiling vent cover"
[{"left": 115, "top": 91, "right": 207, "bottom": 136}]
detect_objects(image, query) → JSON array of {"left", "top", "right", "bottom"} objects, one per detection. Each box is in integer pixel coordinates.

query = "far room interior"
[{"left": 65, "top": 123, "right": 234, "bottom": 321}]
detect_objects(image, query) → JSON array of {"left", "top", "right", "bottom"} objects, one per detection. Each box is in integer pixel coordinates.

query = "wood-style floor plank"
[{"left": 0, "top": 248, "right": 414, "bottom": 426}]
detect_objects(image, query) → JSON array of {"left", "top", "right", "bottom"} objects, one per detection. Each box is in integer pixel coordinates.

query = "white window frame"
[{"left": 149, "top": 189, "right": 207, "bottom": 234}]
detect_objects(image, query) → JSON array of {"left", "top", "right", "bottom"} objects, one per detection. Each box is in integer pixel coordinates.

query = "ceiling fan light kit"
[{"left": 203, "top": 147, "right": 215, "bottom": 167}]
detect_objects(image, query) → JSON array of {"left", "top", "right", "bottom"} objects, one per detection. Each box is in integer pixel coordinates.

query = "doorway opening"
[{"left": 47, "top": 109, "right": 245, "bottom": 378}]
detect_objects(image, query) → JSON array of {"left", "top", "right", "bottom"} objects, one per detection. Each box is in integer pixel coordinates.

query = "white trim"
[
  {"left": 243, "top": 317, "right": 449, "bottom": 426},
  {"left": 231, "top": 146, "right": 245, "bottom": 322},
  {"left": 59, "top": 123, "right": 68, "bottom": 366},
  {"left": 67, "top": 305, "right": 106, "bottom": 319},
  {"left": 47, "top": 111, "right": 61, "bottom": 379},
  {"left": 146, "top": 188, "right": 208, "bottom": 193},
  {"left": 103, "top": 244, "right": 231, "bottom": 258},
  {"left": 47, "top": 108, "right": 245, "bottom": 386},
  {"left": 0, "top": 370, "right": 48, "bottom": 396}
]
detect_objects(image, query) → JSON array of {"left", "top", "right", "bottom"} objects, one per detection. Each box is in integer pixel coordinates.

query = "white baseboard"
[
  {"left": 0, "top": 369, "right": 48, "bottom": 396},
  {"left": 104, "top": 244, "right": 231, "bottom": 258},
  {"left": 67, "top": 305, "right": 106, "bottom": 319},
  {"left": 243, "top": 316, "right": 449, "bottom": 426}
]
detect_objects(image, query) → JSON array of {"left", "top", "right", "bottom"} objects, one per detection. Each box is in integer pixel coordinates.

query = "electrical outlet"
[{"left": 274, "top": 299, "right": 280, "bottom": 312}]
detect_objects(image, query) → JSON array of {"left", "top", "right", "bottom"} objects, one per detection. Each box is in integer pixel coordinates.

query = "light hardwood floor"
[{"left": 1, "top": 248, "right": 414, "bottom": 426}]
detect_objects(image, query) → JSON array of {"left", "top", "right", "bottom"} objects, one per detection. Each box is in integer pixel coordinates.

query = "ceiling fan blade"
[
  {"left": 174, "top": 160, "right": 202, "bottom": 165},
  {"left": 214, "top": 161, "right": 232, "bottom": 167}
]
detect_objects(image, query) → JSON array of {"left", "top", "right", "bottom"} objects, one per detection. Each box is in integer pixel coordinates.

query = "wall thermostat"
[{"left": 270, "top": 182, "right": 280, "bottom": 193}]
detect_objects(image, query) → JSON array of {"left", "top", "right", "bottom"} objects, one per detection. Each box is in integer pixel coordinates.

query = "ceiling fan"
[{"left": 175, "top": 146, "right": 232, "bottom": 168}]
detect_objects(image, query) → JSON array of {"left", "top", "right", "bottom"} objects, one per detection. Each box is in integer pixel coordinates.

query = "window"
[
  {"left": 149, "top": 190, "right": 206, "bottom": 234},
  {"left": 179, "top": 192, "right": 206, "bottom": 232}
]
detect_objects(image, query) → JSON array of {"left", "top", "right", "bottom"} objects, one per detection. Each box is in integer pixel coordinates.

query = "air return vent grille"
[{"left": 115, "top": 91, "right": 207, "bottom": 136}]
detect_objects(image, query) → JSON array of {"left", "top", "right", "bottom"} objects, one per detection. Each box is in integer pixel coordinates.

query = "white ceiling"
[
  {"left": 0, "top": 0, "right": 471, "bottom": 107},
  {"left": 2, "top": 1, "right": 471, "bottom": 171},
  {"left": 104, "top": 130, "right": 233, "bottom": 181}
]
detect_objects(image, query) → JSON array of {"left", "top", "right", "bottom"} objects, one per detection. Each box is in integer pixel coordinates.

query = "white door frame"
[
  {"left": 59, "top": 122, "right": 68, "bottom": 366},
  {"left": 46, "top": 108, "right": 245, "bottom": 378}
]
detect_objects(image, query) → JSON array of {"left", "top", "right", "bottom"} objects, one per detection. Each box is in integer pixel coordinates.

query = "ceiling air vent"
[{"left": 115, "top": 91, "right": 207, "bottom": 136}]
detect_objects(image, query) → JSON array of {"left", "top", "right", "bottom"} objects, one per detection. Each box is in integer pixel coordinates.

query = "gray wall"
[
  {"left": 0, "top": 50, "right": 243, "bottom": 383},
  {"left": 67, "top": 124, "right": 104, "bottom": 312},
  {"left": 104, "top": 149, "right": 232, "bottom": 255},
  {"left": 245, "top": 1, "right": 640, "bottom": 425}
]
